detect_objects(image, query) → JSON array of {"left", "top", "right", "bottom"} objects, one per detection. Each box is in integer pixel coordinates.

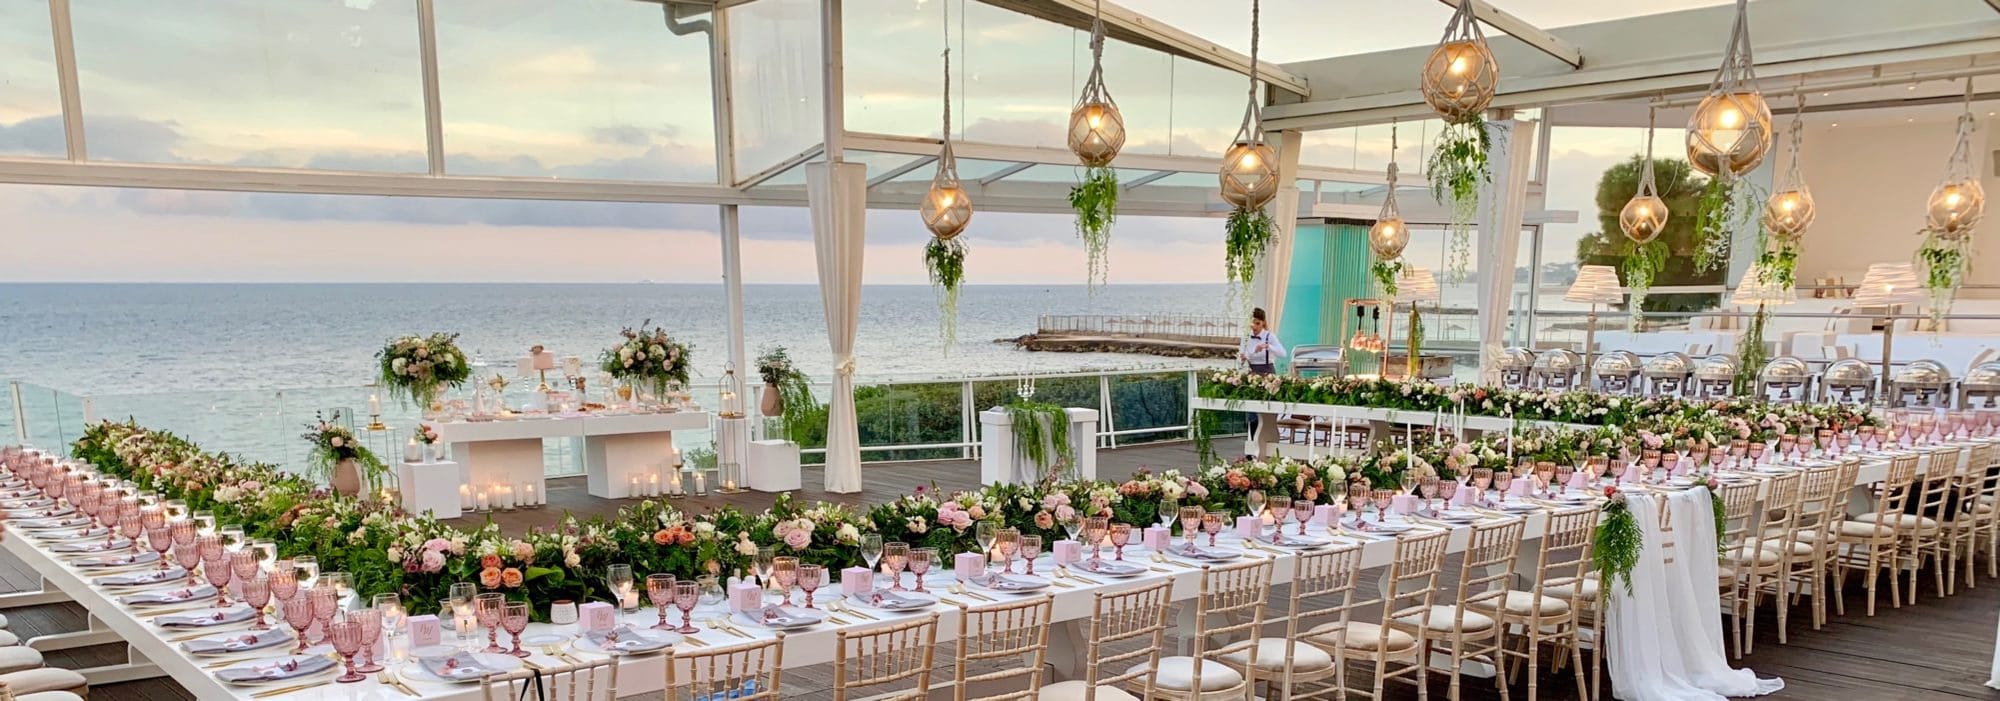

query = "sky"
[{"left": 0, "top": 0, "right": 1707, "bottom": 284}]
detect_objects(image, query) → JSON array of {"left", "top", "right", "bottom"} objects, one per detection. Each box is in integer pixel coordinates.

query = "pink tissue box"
[
  {"left": 1314, "top": 504, "right": 1340, "bottom": 525},
  {"left": 579, "top": 602, "right": 616, "bottom": 633},
  {"left": 1391, "top": 494, "right": 1420, "bottom": 514},
  {"left": 407, "top": 615, "right": 441, "bottom": 648},
  {"left": 1142, "top": 526, "right": 1170, "bottom": 551},
  {"left": 1234, "top": 515, "right": 1260, "bottom": 538},
  {"left": 728, "top": 582, "right": 763, "bottom": 613},
  {"left": 1051, "top": 540, "right": 1081, "bottom": 565},
  {"left": 841, "top": 567, "right": 873, "bottom": 596},
  {"left": 954, "top": 552, "right": 986, "bottom": 580}
]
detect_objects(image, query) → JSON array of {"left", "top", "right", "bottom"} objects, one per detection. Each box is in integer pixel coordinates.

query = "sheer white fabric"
[
  {"left": 807, "top": 162, "right": 866, "bottom": 494},
  {"left": 1989, "top": 609, "right": 1999, "bottom": 689},
  {"left": 1606, "top": 488, "right": 1785, "bottom": 700},
  {"left": 1253, "top": 184, "right": 1300, "bottom": 332},
  {"left": 1474, "top": 120, "right": 1533, "bottom": 384}
]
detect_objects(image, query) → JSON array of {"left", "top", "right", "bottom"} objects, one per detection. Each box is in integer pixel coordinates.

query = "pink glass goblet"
[
  {"left": 351, "top": 607, "right": 384, "bottom": 672},
  {"left": 673, "top": 581, "right": 700, "bottom": 634},
  {"left": 1293, "top": 499, "right": 1315, "bottom": 535},
  {"left": 795, "top": 566, "right": 823, "bottom": 610},
  {"left": 242, "top": 576, "right": 272, "bottom": 631},
  {"left": 170, "top": 519, "right": 196, "bottom": 547},
  {"left": 1108, "top": 523, "right": 1131, "bottom": 560},
  {"left": 269, "top": 569, "right": 298, "bottom": 602},
  {"left": 475, "top": 593, "right": 505, "bottom": 653},
  {"left": 283, "top": 595, "right": 315, "bottom": 653},
  {"left": 1018, "top": 536, "right": 1041, "bottom": 576},
  {"left": 309, "top": 586, "right": 339, "bottom": 646},
  {"left": 647, "top": 574, "right": 677, "bottom": 631},
  {"left": 204, "top": 555, "right": 233, "bottom": 607},
  {"left": 173, "top": 541, "right": 203, "bottom": 587},
  {"left": 146, "top": 525, "right": 173, "bottom": 570},
  {"left": 909, "top": 548, "right": 935, "bottom": 593},
  {"left": 1202, "top": 511, "right": 1225, "bottom": 547},
  {"left": 330, "top": 619, "right": 366, "bottom": 683},
  {"left": 502, "top": 601, "right": 530, "bottom": 658}
]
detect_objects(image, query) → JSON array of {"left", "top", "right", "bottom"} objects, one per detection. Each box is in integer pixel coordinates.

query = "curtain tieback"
[{"left": 834, "top": 357, "right": 856, "bottom": 378}]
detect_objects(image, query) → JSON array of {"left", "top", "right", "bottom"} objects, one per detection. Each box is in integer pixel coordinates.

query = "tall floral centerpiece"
[
  {"left": 756, "top": 346, "right": 817, "bottom": 444},
  {"left": 303, "top": 416, "right": 386, "bottom": 497},
  {"left": 376, "top": 333, "right": 471, "bottom": 411},
  {"left": 599, "top": 324, "right": 692, "bottom": 402}
]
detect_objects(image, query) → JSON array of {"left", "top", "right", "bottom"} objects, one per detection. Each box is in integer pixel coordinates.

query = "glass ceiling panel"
[
  {"left": 757, "top": 150, "right": 926, "bottom": 188},
  {"left": 886, "top": 156, "right": 1023, "bottom": 184},
  {"left": 0, "top": 1, "right": 62, "bottom": 158}
]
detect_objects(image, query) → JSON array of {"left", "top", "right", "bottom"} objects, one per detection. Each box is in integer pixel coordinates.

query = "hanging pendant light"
[
  {"left": 1068, "top": 0, "right": 1124, "bottom": 168},
  {"left": 1764, "top": 95, "right": 1815, "bottom": 239},
  {"left": 1420, "top": 0, "right": 1498, "bottom": 123},
  {"left": 1621, "top": 107, "right": 1669, "bottom": 244},
  {"left": 921, "top": 4, "right": 971, "bottom": 240},
  {"left": 1219, "top": 0, "right": 1278, "bottom": 209},
  {"left": 1369, "top": 120, "right": 1410, "bottom": 259},
  {"left": 1687, "top": 0, "right": 1772, "bottom": 177},
  {"left": 1926, "top": 78, "right": 1985, "bottom": 240}
]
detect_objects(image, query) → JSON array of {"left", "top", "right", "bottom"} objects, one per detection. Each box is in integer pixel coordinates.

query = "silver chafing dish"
[
  {"left": 1591, "top": 350, "right": 1642, "bottom": 394},
  {"left": 1290, "top": 344, "right": 1349, "bottom": 379},
  {"left": 1755, "top": 356, "right": 1813, "bottom": 402},
  {"left": 1496, "top": 347, "right": 1535, "bottom": 388},
  {"left": 1889, "top": 359, "right": 1953, "bottom": 408},
  {"left": 1643, "top": 351, "right": 1694, "bottom": 397},
  {"left": 1960, "top": 362, "right": 2000, "bottom": 409},
  {"left": 1531, "top": 348, "right": 1582, "bottom": 390},
  {"left": 1821, "top": 358, "right": 1876, "bottom": 405},
  {"left": 1692, "top": 354, "right": 1738, "bottom": 399}
]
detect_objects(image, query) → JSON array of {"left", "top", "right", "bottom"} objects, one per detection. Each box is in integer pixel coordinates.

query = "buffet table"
[{"left": 430, "top": 410, "right": 710, "bottom": 502}]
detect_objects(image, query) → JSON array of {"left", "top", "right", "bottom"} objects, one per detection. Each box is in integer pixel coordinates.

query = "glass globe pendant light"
[
  {"left": 1686, "top": 0, "right": 1772, "bottom": 178},
  {"left": 1420, "top": 0, "right": 1498, "bottom": 123},
  {"left": 1926, "top": 78, "right": 1985, "bottom": 240},
  {"left": 1218, "top": 0, "right": 1278, "bottom": 209},
  {"left": 1068, "top": 0, "right": 1124, "bottom": 169},
  {"left": 1763, "top": 96, "right": 1815, "bottom": 239},
  {"left": 1620, "top": 107, "right": 1669, "bottom": 244},
  {"left": 1369, "top": 120, "right": 1410, "bottom": 259},
  {"left": 920, "top": 7, "right": 971, "bottom": 240}
]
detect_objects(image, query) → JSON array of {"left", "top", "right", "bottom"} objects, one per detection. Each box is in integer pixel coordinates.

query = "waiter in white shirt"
[{"left": 1239, "top": 308, "right": 1287, "bottom": 457}]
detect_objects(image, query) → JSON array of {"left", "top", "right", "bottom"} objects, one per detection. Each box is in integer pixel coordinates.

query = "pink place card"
[
  {"left": 1450, "top": 484, "right": 1474, "bottom": 506},
  {"left": 1142, "top": 526, "right": 1170, "bottom": 551},
  {"left": 1508, "top": 479, "right": 1533, "bottom": 497},
  {"left": 1234, "top": 515, "right": 1260, "bottom": 538},
  {"left": 954, "top": 552, "right": 986, "bottom": 580},
  {"left": 1391, "top": 494, "right": 1420, "bottom": 514},
  {"left": 727, "top": 582, "right": 762, "bottom": 614},
  {"left": 1566, "top": 471, "right": 1589, "bottom": 490},
  {"left": 841, "top": 567, "right": 873, "bottom": 596},
  {"left": 406, "top": 615, "right": 441, "bottom": 648},
  {"left": 579, "top": 601, "right": 617, "bottom": 632},
  {"left": 1051, "top": 539, "right": 1082, "bottom": 565},
  {"left": 1314, "top": 504, "right": 1340, "bottom": 526}
]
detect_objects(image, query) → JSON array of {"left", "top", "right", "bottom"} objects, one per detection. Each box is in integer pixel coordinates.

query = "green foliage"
[
  {"left": 1693, "top": 177, "right": 1765, "bottom": 274},
  {"left": 1757, "top": 236, "right": 1800, "bottom": 292},
  {"left": 925, "top": 237, "right": 968, "bottom": 349},
  {"left": 1005, "top": 400, "right": 1073, "bottom": 480},
  {"left": 1622, "top": 239, "right": 1669, "bottom": 329},
  {"left": 1224, "top": 205, "right": 1275, "bottom": 289},
  {"left": 376, "top": 333, "right": 471, "bottom": 408},
  {"left": 1427, "top": 119, "right": 1490, "bottom": 280},
  {"left": 1712, "top": 491, "right": 1728, "bottom": 555},
  {"left": 1594, "top": 497, "right": 1642, "bottom": 596},
  {"left": 1735, "top": 305, "right": 1769, "bottom": 395},
  {"left": 685, "top": 446, "right": 718, "bottom": 470},
  {"left": 1069, "top": 166, "right": 1118, "bottom": 291},
  {"left": 1916, "top": 230, "right": 1969, "bottom": 327},
  {"left": 1371, "top": 259, "right": 1404, "bottom": 297},
  {"left": 1575, "top": 156, "right": 1723, "bottom": 315},
  {"left": 1193, "top": 409, "right": 1220, "bottom": 466},
  {"left": 755, "top": 346, "right": 820, "bottom": 445}
]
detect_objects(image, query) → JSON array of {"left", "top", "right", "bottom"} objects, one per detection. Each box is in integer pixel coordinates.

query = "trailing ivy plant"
[
  {"left": 1693, "top": 177, "right": 1765, "bottom": 274},
  {"left": 1224, "top": 205, "right": 1275, "bottom": 294},
  {"left": 1069, "top": 166, "right": 1118, "bottom": 292},
  {"left": 1756, "top": 235, "right": 1800, "bottom": 293},
  {"left": 1427, "top": 119, "right": 1490, "bottom": 282},
  {"left": 1192, "top": 409, "right": 1220, "bottom": 467},
  {"left": 1621, "top": 239, "right": 1668, "bottom": 330},
  {"left": 1735, "top": 303, "right": 1769, "bottom": 395},
  {"left": 1916, "top": 229, "right": 1970, "bottom": 328},
  {"left": 925, "top": 237, "right": 968, "bottom": 350},
  {"left": 1005, "top": 400, "right": 1073, "bottom": 480},
  {"left": 1593, "top": 489, "right": 1642, "bottom": 595},
  {"left": 1371, "top": 258, "right": 1404, "bottom": 298}
]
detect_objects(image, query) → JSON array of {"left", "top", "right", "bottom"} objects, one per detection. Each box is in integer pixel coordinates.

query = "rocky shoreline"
[{"left": 1001, "top": 333, "right": 1236, "bottom": 359}]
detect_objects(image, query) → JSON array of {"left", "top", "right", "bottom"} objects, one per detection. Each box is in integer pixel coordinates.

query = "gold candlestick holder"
[{"left": 367, "top": 413, "right": 386, "bottom": 431}]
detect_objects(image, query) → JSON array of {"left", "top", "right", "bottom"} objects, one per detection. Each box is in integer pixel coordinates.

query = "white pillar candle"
[
  {"left": 369, "top": 394, "right": 381, "bottom": 416},
  {"left": 459, "top": 484, "right": 472, "bottom": 510},
  {"left": 524, "top": 482, "right": 538, "bottom": 505},
  {"left": 693, "top": 471, "right": 707, "bottom": 495},
  {"left": 475, "top": 490, "right": 490, "bottom": 512},
  {"left": 629, "top": 475, "right": 641, "bottom": 498}
]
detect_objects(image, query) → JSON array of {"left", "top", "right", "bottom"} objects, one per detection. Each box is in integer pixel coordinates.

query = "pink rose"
[
  {"left": 424, "top": 538, "right": 451, "bottom": 552},
  {"left": 511, "top": 541, "right": 533, "bottom": 561},
  {"left": 421, "top": 550, "right": 445, "bottom": 573},
  {"left": 783, "top": 529, "right": 811, "bottom": 549},
  {"left": 968, "top": 505, "right": 986, "bottom": 520},
  {"left": 1034, "top": 511, "right": 1054, "bottom": 529},
  {"left": 1054, "top": 505, "right": 1076, "bottom": 523},
  {"left": 329, "top": 436, "right": 344, "bottom": 448},
  {"left": 1187, "top": 482, "right": 1210, "bottom": 499}
]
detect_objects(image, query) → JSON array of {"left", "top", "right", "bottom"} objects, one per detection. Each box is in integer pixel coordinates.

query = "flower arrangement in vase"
[
  {"left": 303, "top": 415, "right": 386, "bottom": 497},
  {"left": 376, "top": 333, "right": 471, "bottom": 412},
  {"left": 599, "top": 323, "right": 692, "bottom": 403},
  {"left": 755, "top": 346, "right": 817, "bottom": 444}
]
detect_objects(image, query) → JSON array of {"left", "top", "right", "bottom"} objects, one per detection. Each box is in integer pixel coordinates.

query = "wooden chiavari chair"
[
  {"left": 482, "top": 657, "right": 619, "bottom": 701},
  {"left": 1729, "top": 471, "right": 1800, "bottom": 654},
  {"left": 1710, "top": 479, "right": 1762, "bottom": 658},
  {"left": 1036, "top": 580, "right": 1171, "bottom": 701},
  {"left": 1888, "top": 448, "right": 1958, "bottom": 604},
  {"left": 953, "top": 596, "right": 1054, "bottom": 701},
  {"left": 1479, "top": 508, "right": 1594, "bottom": 701},
  {"left": 663, "top": 635, "right": 784, "bottom": 701},
  {"left": 1972, "top": 443, "right": 2000, "bottom": 579},
  {"left": 1229, "top": 543, "right": 1362, "bottom": 700},
  {"left": 1312, "top": 529, "right": 1450, "bottom": 701},
  {"left": 1767, "top": 463, "right": 1843, "bottom": 633},
  {"left": 1420, "top": 518, "right": 1522, "bottom": 701},
  {"left": 834, "top": 614, "right": 940, "bottom": 701},
  {"left": 1943, "top": 443, "right": 1995, "bottom": 593},
  {"left": 1129, "top": 558, "right": 1271, "bottom": 701},
  {"left": 1829, "top": 451, "right": 1922, "bottom": 615}
]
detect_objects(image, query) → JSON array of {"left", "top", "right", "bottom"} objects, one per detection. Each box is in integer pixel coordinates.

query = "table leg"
[
  {"left": 1045, "top": 619, "right": 1088, "bottom": 681},
  {"left": 0, "top": 578, "right": 71, "bottom": 609},
  {"left": 27, "top": 613, "right": 122, "bottom": 651}
]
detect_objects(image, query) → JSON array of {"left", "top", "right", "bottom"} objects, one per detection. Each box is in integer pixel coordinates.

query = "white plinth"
[
  {"left": 978, "top": 407, "right": 1099, "bottom": 485},
  {"left": 583, "top": 433, "right": 678, "bottom": 499},
  {"left": 456, "top": 438, "right": 547, "bottom": 506},
  {"left": 747, "top": 439, "right": 802, "bottom": 492},
  {"left": 396, "top": 459, "right": 462, "bottom": 519}
]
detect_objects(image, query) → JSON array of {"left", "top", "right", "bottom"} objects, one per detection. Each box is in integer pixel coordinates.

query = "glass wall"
[
  {"left": 728, "top": 0, "right": 822, "bottom": 177},
  {"left": 0, "top": 0, "right": 62, "bottom": 158},
  {"left": 1542, "top": 123, "right": 1722, "bottom": 317},
  {"left": 435, "top": 0, "right": 718, "bottom": 181}
]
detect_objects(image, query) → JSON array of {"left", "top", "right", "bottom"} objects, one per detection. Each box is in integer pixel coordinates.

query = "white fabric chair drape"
[
  {"left": 807, "top": 161, "right": 866, "bottom": 494},
  {"left": 1476, "top": 120, "right": 1534, "bottom": 384},
  {"left": 1607, "top": 487, "right": 1785, "bottom": 700}
]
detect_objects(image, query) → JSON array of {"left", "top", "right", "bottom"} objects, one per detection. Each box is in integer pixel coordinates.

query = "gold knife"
[
  {"left": 1066, "top": 573, "right": 1103, "bottom": 586},
  {"left": 250, "top": 681, "right": 322, "bottom": 698}
]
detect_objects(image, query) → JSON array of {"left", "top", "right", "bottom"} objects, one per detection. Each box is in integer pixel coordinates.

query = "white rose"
[
  {"left": 387, "top": 546, "right": 403, "bottom": 562},
  {"left": 564, "top": 551, "right": 581, "bottom": 568},
  {"left": 391, "top": 357, "right": 407, "bottom": 374},
  {"left": 619, "top": 347, "right": 634, "bottom": 361},
  {"left": 694, "top": 522, "right": 716, "bottom": 536},
  {"left": 650, "top": 345, "right": 665, "bottom": 356},
  {"left": 835, "top": 523, "right": 860, "bottom": 544}
]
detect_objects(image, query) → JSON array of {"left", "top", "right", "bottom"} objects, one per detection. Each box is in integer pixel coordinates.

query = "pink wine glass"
[
  {"left": 647, "top": 574, "right": 677, "bottom": 631},
  {"left": 330, "top": 618, "right": 365, "bottom": 683},
  {"left": 673, "top": 580, "right": 700, "bottom": 634},
  {"left": 309, "top": 586, "right": 339, "bottom": 646},
  {"left": 242, "top": 576, "right": 272, "bottom": 631},
  {"left": 283, "top": 595, "right": 315, "bottom": 653},
  {"left": 1293, "top": 499, "right": 1315, "bottom": 536},
  {"left": 909, "top": 548, "right": 935, "bottom": 592},
  {"left": 502, "top": 601, "right": 530, "bottom": 658},
  {"left": 475, "top": 593, "right": 505, "bottom": 653},
  {"left": 796, "top": 566, "right": 823, "bottom": 610},
  {"left": 351, "top": 607, "right": 383, "bottom": 672},
  {"left": 1108, "top": 523, "right": 1131, "bottom": 560},
  {"left": 203, "top": 554, "right": 233, "bottom": 608}
]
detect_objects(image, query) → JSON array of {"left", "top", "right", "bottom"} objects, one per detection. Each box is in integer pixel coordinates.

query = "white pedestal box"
[
  {"left": 977, "top": 407, "right": 1099, "bottom": 485},
  {"left": 747, "top": 440, "right": 802, "bottom": 492},
  {"left": 396, "top": 459, "right": 462, "bottom": 519}
]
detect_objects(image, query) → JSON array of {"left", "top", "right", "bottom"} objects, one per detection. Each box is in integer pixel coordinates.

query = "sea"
[{"left": 0, "top": 283, "right": 1232, "bottom": 466}]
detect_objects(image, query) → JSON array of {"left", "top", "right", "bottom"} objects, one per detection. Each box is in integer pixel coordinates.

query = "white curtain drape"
[
  {"left": 1255, "top": 186, "right": 1301, "bottom": 333},
  {"left": 1607, "top": 488, "right": 1785, "bottom": 700},
  {"left": 808, "top": 161, "right": 866, "bottom": 493},
  {"left": 1476, "top": 120, "right": 1535, "bottom": 384}
]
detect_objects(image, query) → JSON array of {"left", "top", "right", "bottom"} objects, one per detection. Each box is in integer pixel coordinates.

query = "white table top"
[{"left": 430, "top": 411, "right": 710, "bottom": 444}]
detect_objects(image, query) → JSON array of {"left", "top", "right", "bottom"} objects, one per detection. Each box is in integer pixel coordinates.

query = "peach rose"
[
  {"left": 500, "top": 567, "right": 524, "bottom": 588},
  {"left": 479, "top": 566, "right": 502, "bottom": 588},
  {"left": 653, "top": 529, "right": 673, "bottom": 545},
  {"left": 480, "top": 554, "right": 502, "bottom": 569}
]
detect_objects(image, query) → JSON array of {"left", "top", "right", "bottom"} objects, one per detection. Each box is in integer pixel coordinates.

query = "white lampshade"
[
  {"left": 1392, "top": 266, "right": 1440, "bottom": 304},
  {"left": 1730, "top": 263, "right": 1796, "bottom": 307},
  {"left": 1564, "top": 265, "right": 1623, "bottom": 305},
  {"left": 1851, "top": 262, "right": 1924, "bottom": 307}
]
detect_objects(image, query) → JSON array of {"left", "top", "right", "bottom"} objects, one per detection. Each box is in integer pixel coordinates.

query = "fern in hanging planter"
[
  {"left": 1916, "top": 228, "right": 1970, "bottom": 328},
  {"left": 1693, "top": 176, "right": 1765, "bottom": 274},
  {"left": 1427, "top": 119, "right": 1489, "bottom": 282},
  {"left": 926, "top": 237, "right": 967, "bottom": 349},
  {"left": 1070, "top": 166, "right": 1119, "bottom": 291},
  {"left": 1224, "top": 205, "right": 1275, "bottom": 292},
  {"left": 1621, "top": 239, "right": 1667, "bottom": 330},
  {"left": 1371, "top": 258, "right": 1404, "bottom": 298}
]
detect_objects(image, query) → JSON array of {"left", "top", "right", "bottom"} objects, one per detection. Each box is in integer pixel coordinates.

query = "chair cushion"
[
  {"left": 1395, "top": 605, "right": 1496, "bottom": 632},
  {"left": 1469, "top": 590, "right": 1571, "bottom": 617},
  {"left": 1127, "top": 657, "right": 1243, "bottom": 692},
  {"left": 1828, "top": 520, "right": 1896, "bottom": 538},
  {"left": 0, "top": 667, "right": 88, "bottom": 695},
  {"left": 1218, "top": 637, "right": 1334, "bottom": 672},
  {"left": 1726, "top": 545, "right": 1782, "bottom": 566},
  {"left": 1855, "top": 512, "right": 1939, "bottom": 531},
  {"left": 17, "top": 693, "right": 85, "bottom": 701},
  {"left": 1718, "top": 564, "right": 1738, "bottom": 587},
  {"left": 0, "top": 612, "right": 10, "bottom": 628},
  {"left": 1039, "top": 680, "right": 1140, "bottom": 701},
  {"left": 0, "top": 646, "right": 44, "bottom": 675},
  {"left": 0, "top": 630, "right": 19, "bottom": 647},
  {"left": 1307, "top": 621, "right": 1417, "bottom": 652},
  {"left": 1760, "top": 540, "right": 1818, "bottom": 557},
  {"left": 1542, "top": 575, "right": 1599, "bottom": 601}
]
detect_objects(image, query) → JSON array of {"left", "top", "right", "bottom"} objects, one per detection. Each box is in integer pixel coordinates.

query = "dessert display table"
[{"left": 429, "top": 411, "right": 710, "bottom": 502}]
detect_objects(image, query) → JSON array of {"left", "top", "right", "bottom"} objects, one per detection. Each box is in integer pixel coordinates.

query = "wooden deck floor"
[{"left": 6, "top": 441, "right": 1996, "bottom": 700}]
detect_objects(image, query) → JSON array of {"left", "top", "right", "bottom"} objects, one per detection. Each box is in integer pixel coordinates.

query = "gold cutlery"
[
  {"left": 937, "top": 596, "right": 970, "bottom": 607},
  {"left": 1150, "top": 553, "right": 1194, "bottom": 568},
  {"left": 522, "top": 657, "right": 546, "bottom": 671},
  {"left": 705, "top": 618, "right": 750, "bottom": 639},
  {"left": 250, "top": 681, "right": 323, "bottom": 698},
  {"left": 831, "top": 601, "right": 878, "bottom": 620},
  {"left": 1047, "top": 579, "right": 1074, "bottom": 588},
  {"left": 826, "top": 614, "right": 853, "bottom": 625},
  {"left": 949, "top": 583, "right": 996, "bottom": 602},
  {"left": 378, "top": 671, "right": 420, "bottom": 697},
  {"left": 676, "top": 635, "right": 708, "bottom": 647},
  {"left": 1059, "top": 569, "right": 1103, "bottom": 586}
]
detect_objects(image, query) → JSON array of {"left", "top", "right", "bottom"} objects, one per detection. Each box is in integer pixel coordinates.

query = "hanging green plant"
[
  {"left": 1224, "top": 205, "right": 1275, "bottom": 291},
  {"left": 1593, "top": 489, "right": 1642, "bottom": 595},
  {"left": 1069, "top": 166, "right": 1119, "bottom": 291},
  {"left": 755, "top": 346, "right": 819, "bottom": 445},
  {"left": 1693, "top": 177, "right": 1765, "bottom": 274},
  {"left": 1756, "top": 235, "right": 1800, "bottom": 293},
  {"left": 1916, "top": 228, "right": 1970, "bottom": 328},
  {"left": 1005, "top": 400, "right": 1074, "bottom": 479},
  {"left": 1427, "top": 119, "right": 1489, "bottom": 282},
  {"left": 1371, "top": 258, "right": 1404, "bottom": 297},
  {"left": 1621, "top": 239, "right": 1668, "bottom": 330},
  {"left": 1192, "top": 409, "right": 1221, "bottom": 467},
  {"left": 1711, "top": 490, "right": 1728, "bottom": 554},
  {"left": 925, "top": 237, "right": 967, "bottom": 349},
  {"left": 1735, "top": 305, "right": 1769, "bottom": 394}
]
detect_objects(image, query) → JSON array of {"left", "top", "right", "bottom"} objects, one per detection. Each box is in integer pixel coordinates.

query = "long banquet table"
[{"left": 3, "top": 441, "right": 1985, "bottom": 699}]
